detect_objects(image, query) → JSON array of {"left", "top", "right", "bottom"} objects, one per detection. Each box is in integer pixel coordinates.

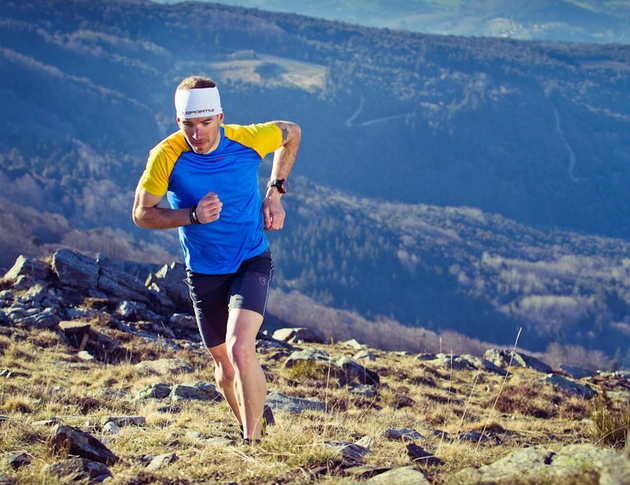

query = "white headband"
[{"left": 174, "top": 87, "right": 223, "bottom": 119}]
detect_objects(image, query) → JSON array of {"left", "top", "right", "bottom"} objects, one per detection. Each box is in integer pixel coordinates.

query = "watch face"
[{"left": 271, "top": 179, "right": 288, "bottom": 193}]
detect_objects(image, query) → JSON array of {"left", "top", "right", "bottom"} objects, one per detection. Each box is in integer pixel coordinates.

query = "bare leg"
[
  {"left": 208, "top": 343, "right": 242, "bottom": 425},
  {"left": 226, "top": 308, "right": 266, "bottom": 440}
]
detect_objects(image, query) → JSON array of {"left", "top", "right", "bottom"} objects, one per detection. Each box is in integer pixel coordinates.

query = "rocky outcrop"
[
  {"left": 484, "top": 349, "right": 553, "bottom": 373},
  {"left": 455, "top": 444, "right": 628, "bottom": 484}
]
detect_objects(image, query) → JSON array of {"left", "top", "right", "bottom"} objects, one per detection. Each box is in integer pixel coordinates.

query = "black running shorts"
[{"left": 185, "top": 248, "right": 273, "bottom": 349}]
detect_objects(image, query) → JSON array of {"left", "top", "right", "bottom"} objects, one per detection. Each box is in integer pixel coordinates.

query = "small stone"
[
  {"left": 382, "top": 428, "right": 426, "bottom": 441},
  {"left": 368, "top": 466, "right": 431, "bottom": 484},
  {"left": 169, "top": 313, "right": 198, "bottom": 330},
  {"left": 146, "top": 452, "right": 177, "bottom": 471},
  {"left": 43, "top": 457, "right": 111, "bottom": 483},
  {"left": 322, "top": 440, "right": 371, "bottom": 465},
  {"left": 406, "top": 443, "right": 444, "bottom": 465},
  {"left": 559, "top": 364, "right": 597, "bottom": 379},
  {"left": 349, "top": 384, "right": 377, "bottom": 398},
  {"left": 77, "top": 351, "right": 95, "bottom": 361},
  {"left": 266, "top": 392, "right": 326, "bottom": 413},
  {"left": 542, "top": 374, "right": 598, "bottom": 399},
  {"left": 171, "top": 382, "right": 222, "bottom": 402},
  {"left": 458, "top": 431, "right": 489, "bottom": 442},
  {"left": 272, "top": 327, "right": 326, "bottom": 344},
  {"left": 343, "top": 339, "right": 367, "bottom": 350},
  {"left": 354, "top": 350, "right": 375, "bottom": 361},
  {"left": 355, "top": 436, "right": 377, "bottom": 449},
  {"left": 4, "top": 452, "right": 30, "bottom": 470},
  {"left": 100, "top": 416, "right": 146, "bottom": 427},
  {"left": 50, "top": 425, "right": 119, "bottom": 465},
  {"left": 136, "top": 383, "right": 172, "bottom": 400},
  {"left": 102, "top": 422, "right": 120, "bottom": 434}
]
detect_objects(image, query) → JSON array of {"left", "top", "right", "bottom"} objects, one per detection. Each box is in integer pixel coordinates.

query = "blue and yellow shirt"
[{"left": 139, "top": 122, "right": 283, "bottom": 274}]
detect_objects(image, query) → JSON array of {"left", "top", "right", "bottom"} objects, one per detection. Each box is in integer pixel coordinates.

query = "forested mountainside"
[
  {"left": 153, "top": 0, "right": 630, "bottom": 44},
  {"left": 1, "top": 0, "right": 630, "bottom": 364}
]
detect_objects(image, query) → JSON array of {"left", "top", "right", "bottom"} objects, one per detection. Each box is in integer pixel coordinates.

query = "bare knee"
[
  {"left": 227, "top": 338, "right": 256, "bottom": 371},
  {"left": 214, "top": 361, "right": 236, "bottom": 389}
]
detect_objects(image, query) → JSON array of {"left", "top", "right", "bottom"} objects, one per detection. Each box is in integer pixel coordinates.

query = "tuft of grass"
[{"left": 589, "top": 396, "right": 630, "bottom": 450}]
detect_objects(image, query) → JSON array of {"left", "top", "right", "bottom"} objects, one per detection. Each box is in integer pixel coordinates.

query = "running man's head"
[{"left": 175, "top": 76, "right": 225, "bottom": 154}]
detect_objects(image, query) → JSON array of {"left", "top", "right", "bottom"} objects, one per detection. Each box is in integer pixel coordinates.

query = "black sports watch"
[{"left": 267, "top": 178, "right": 288, "bottom": 194}]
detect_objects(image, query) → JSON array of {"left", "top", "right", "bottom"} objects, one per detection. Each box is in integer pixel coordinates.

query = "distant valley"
[{"left": 1, "top": 0, "right": 630, "bottom": 365}]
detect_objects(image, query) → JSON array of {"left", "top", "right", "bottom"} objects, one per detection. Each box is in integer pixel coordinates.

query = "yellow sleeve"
[
  {"left": 223, "top": 122, "right": 283, "bottom": 158},
  {"left": 138, "top": 132, "right": 188, "bottom": 196}
]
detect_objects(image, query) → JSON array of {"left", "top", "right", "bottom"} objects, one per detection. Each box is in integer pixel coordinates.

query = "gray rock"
[
  {"left": 343, "top": 339, "right": 367, "bottom": 350},
  {"left": 100, "top": 416, "right": 146, "bottom": 427},
  {"left": 406, "top": 443, "right": 444, "bottom": 465},
  {"left": 368, "top": 466, "right": 431, "bottom": 484},
  {"left": 102, "top": 422, "right": 120, "bottom": 434},
  {"left": 51, "top": 249, "right": 99, "bottom": 290},
  {"left": 21, "top": 283, "right": 49, "bottom": 306},
  {"left": 0, "top": 290, "right": 14, "bottom": 304},
  {"left": 136, "top": 383, "right": 172, "bottom": 400},
  {"left": 559, "top": 364, "right": 597, "bottom": 379},
  {"left": 416, "top": 352, "right": 437, "bottom": 361},
  {"left": 455, "top": 444, "right": 623, "bottom": 483},
  {"left": 50, "top": 425, "right": 119, "bottom": 465},
  {"left": 335, "top": 356, "right": 380, "bottom": 386},
  {"left": 354, "top": 350, "right": 375, "bottom": 361},
  {"left": 542, "top": 374, "right": 598, "bottom": 399},
  {"left": 322, "top": 440, "right": 371, "bottom": 465},
  {"left": 145, "top": 262, "right": 189, "bottom": 309},
  {"left": 284, "top": 348, "right": 331, "bottom": 368},
  {"left": 272, "top": 327, "right": 326, "bottom": 344},
  {"left": 265, "top": 391, "right": 326, "bottom": 413},
  {"left": 43, "top": 458, "right": 112, "bottom": 483},
  {"left": 98, "top": 263, "right": 150, "bottom": 303},
  {"left": 382, "top": 428, "right": 426, "bottom": 441},
  {"left": 170, "top": 313, "right": 198, "bottom": 330},
  {"left": 455, "top": 446, "right": 554, "bottom": 483},
  {"left": 348, "top": 384, "right": 377, "bottom": 398},
  {"left": 355, "top": 436, "right": 377, "bottom": 449},
  {"left": 77, "top": 351, "right": 95, "bottom": 361},
  {"left": 599, "top": 453, "right": 630, "bottom": 485},
  {"left": 117, "top": 300, "right": 142, "bottom": 319},
  {"left": 4, "top": 255, "right": 50, "bottom": 281},
  {"left": 59, "top": 321, "right": 92, "bottom": 335},
  {"left": 171, "top": 382, "right": 222, "bottom": 402},
  {"left": 32, "top": 308, "right": 61, "bottom": 329},
  {"left": 483, "top": 349, "right": 553, "bottom": 373},
  {"left": 431, "top": 353, "right": 476, "bottom": 371},
  {"left": 458, "top": 431, "right": 489, "bottom": 442},
  {"left": 146, "top": 452, "right": 177, "bottom": 472},
  {"left": 3, "top": 452, "right": 30, "bottom": 470},
  {"left": 460, "top": 354, "right": 511, "bottom": 376},
  {"left": 135, "top": 358, "right": 193, "bottom": 376}
]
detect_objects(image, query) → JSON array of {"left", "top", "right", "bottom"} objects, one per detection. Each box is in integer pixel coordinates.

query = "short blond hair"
[{"left": 176, "top": 76, "right": 217, "bottom": 91}]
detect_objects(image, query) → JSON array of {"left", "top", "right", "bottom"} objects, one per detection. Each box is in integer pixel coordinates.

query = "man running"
[{"left": 132, "top": 75, "right": 301, "bottom": 442}]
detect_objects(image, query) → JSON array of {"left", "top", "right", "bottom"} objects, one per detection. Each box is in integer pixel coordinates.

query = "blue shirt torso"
[{"left": 167, "top": 126, "right": 267, "bottom": 274}]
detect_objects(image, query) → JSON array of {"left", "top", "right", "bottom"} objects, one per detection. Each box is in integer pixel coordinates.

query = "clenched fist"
[{"left": 196, "top": 191, "right": 223, "bottom": 224}]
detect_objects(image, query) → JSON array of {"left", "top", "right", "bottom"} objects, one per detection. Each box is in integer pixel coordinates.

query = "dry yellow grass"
[{"left": 0, "top": 329, "right": 624, "bottom": 484}]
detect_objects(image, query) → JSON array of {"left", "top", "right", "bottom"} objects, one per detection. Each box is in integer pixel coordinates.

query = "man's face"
[{"left": 177, "top": 113, "right": 224, "bottom": 154}]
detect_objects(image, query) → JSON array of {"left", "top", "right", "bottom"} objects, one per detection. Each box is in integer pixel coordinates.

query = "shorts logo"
[{"left": 259, "top": 276, "right": 267, "bottom": 286}]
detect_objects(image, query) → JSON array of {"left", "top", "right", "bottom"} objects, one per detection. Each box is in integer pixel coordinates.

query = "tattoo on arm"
[{"left": 281, "top": 126, "right": 289, "bottom": 143}]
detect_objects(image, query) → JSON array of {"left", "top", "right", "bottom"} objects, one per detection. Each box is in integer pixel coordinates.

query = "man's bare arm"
[
  {"left": 262, "top": 121, "right": 301, "bottom": 230},
  {"left": 269, "top": 121, "right": 301, "bottom": 183},
  {"left": 132, "top": 187, "right": 222, "bottom": 229}
]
